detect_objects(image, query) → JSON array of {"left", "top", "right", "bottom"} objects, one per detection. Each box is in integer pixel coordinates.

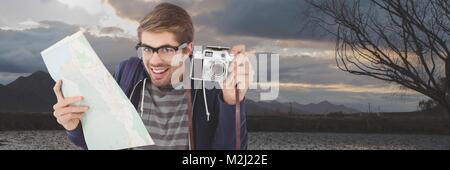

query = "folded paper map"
[{"left": 41, "top": 31, "right": 154, "bottom": 150}]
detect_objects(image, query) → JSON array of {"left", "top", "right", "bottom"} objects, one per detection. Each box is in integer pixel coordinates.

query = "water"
[{"left": 1, "top": 130, "right": 449, "bottom": 150}]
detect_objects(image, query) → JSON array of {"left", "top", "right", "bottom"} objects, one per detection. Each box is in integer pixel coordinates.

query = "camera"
[{"left": 190, "top": 46, "right": 233, "bottom": 82}]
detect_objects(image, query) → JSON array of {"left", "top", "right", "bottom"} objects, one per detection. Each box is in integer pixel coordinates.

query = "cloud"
[
  {"left": 195, "top": 0, "right": 308, "bottom": 39},
  {"left": 0, "top": 21, "right": 80, "bottom": 73},
  {"left": 0, "top": 72, "right": 31, "bottom": 85},
  {"left": 104, "top": 0, "right": 329, "bottom": 41},
  {"left": 0, "top": 0, "right": 101, "bottom": 28},
  {"left": 85, "top": 33, "right": 137, "bottom": 71},
  {"left": 0, "top": 20, "right": 136, "bottom": 74},
  {"left": 103, "top": 0, "right": 224, "bottom": 21},
  {"left": 276, "top": 82, "right": 417, "bottom": 94},
  {"left": 246, "top": 52, "right": 428, "bottom": 111},
  {"left": 275, "top": 55, "right": 383, "bottom": 86},
  {"left": 100, "top": 0, "right": 339, "bottom": 56},
  {"left": 0, "top": 0, "right": 140, "bottom": 38},
  {"left": 56, "top": 0, "right": 105, "bottom": 15},
  {"left": 102, "top": 0, "right": 154, "bottom": 22},
  {"left": 100, "top": 26, "right": 125, "bottom": 34}
]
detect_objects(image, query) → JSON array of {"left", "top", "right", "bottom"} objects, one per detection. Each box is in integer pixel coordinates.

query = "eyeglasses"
[{"left": 135, "top": 42, "right": 188, "bottom": 60}]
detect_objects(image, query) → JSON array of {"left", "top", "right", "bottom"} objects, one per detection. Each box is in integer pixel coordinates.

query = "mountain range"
[
  {"left": 0, "top": 71, "right": 360, "bottom": 114},
  {"left": 246, "top": 99, "right": 360, "bottom": 116}
]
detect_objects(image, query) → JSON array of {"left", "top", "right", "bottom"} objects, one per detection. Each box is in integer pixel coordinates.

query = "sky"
[{"left": 0, "top": 0, "right": 428, "bottom": 112}]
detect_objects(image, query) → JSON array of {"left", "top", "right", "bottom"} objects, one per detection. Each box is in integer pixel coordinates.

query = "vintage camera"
[{"left": 190, "top": 46, "right": 233, "bottom": 82}]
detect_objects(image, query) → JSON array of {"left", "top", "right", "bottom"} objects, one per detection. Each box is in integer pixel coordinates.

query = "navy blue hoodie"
[{"left": 65, "top": 57, "right": 248, "bottom": 150}]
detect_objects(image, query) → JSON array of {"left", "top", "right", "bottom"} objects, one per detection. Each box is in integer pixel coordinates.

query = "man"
[{"left": 52, "top": 3, "right": 252, "bottom": 150}]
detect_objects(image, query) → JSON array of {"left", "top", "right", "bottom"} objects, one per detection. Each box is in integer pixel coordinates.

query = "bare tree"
[{"left": 306, "top": 0, "right": 450, "bottom": 114}]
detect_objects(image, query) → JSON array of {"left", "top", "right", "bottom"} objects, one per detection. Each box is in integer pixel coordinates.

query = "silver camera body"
[{"left": 190, "top": 46, "right": 233, "bottom": 82}]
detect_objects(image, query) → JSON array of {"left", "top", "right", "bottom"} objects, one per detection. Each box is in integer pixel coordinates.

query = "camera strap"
[{"left": 235, "top": 88, "right": 241, "bottom": 150}]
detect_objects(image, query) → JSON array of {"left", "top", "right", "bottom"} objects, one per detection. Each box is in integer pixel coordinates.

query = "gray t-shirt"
[{"left": 134, "top": 82, "right": 189, "bottom": 150}]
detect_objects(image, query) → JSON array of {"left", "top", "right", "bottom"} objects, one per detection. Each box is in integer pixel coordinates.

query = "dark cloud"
[
  {"left": 100, "top": 26, "right": 125, "bottom": 34},
  {"left": 104, "top": 0, "right": 225, "bottom": 21},
  {"left": 39, "top": 0, "right": 52, "bottom": 3},
  {"left": 103, "top": 0, "right": 152, "bottom": 21},
  {"left": 277, "top": 55, "right": 383, "bottom": 86},
  {"left": 104, "top": 0, "right": 329, "bottom": 41},
  {"left": 196, "top": 0, "right": 310, "bottom": 39},
  {"left": 85, "top": 33, "right": 137, "bottom": 71},
  {"left": 0, "top": 21, "right": 79, "bottom": 73},
  {"left": 103, "top": 0, "right": 206, "bottom": 22},
  {"left": 267, "top": 54, "right": 427, "bottom": 112},
  {"left": 0, "top": 20, "right": 136, "bottom": 74}
]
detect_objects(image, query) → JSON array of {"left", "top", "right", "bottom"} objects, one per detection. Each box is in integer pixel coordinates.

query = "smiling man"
[{"left": 51, "top": 2, "right": 251, "bottom": 150}]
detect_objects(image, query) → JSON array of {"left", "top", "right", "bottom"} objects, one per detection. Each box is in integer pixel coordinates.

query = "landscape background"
[
  {"left": 0, "top": 0, "right": 449, "bottom": 150},
  {"left": 1, "top": 71, "right": 449, "bottom": 135}
]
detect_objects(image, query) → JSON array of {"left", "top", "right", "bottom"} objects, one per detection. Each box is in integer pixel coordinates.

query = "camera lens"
[
  {"left": 221, "top": 53, "right": 226, "bottom": 58},
  {"left": 211, "top": 62, "right": 225, "bottom": 76}
]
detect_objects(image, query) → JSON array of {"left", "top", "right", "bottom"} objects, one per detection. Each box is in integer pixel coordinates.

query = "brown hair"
[{"left": 138, "top": 3, "right": 194, "bottom": 45}]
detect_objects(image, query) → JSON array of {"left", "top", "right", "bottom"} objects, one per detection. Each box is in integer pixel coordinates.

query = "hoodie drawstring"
[
  {"left": 202, "top": 80, "right": 210, "bottom": 121},
  {"left": 140, "top": 78, "right": 147, "bottom": 117}
]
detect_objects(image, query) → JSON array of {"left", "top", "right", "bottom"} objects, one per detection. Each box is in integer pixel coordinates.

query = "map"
[{"left": 41, "top": 31, "right": 154, "bottom": 150}]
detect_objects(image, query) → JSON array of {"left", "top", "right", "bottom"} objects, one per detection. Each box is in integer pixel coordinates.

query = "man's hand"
[
  {"left": 221, "top": 44, "right": 254, "bottom": 105},
  {"left": 52, "top": 80, "right": 89, "bottom": 131}
]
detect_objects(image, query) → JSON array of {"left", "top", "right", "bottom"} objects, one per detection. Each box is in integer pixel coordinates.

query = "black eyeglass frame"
[{"left": 135, "top": 42, "right": 188, "bottom": 54}]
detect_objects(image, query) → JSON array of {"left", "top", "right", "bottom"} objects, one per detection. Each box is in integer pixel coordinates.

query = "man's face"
[{"left": 140, "top": 31, "right": 190, "bottom": 87}]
